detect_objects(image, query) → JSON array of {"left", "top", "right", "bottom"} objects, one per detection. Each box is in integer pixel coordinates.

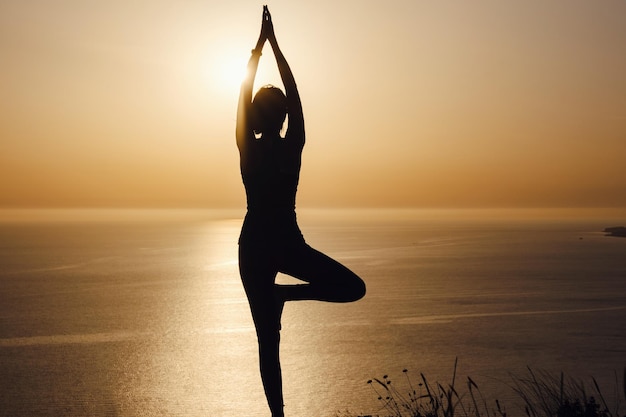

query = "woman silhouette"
[{"left": 236, "top": 6, "right": 366, "bottom": 417}]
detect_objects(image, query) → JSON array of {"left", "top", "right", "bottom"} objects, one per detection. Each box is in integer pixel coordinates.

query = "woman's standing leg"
[{"left": 239, "top": 244, "right": 285, "bottom": 417}]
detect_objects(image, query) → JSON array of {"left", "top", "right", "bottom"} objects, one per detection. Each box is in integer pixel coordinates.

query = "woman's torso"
[{"left": 239, "top": 135, "right": 304, "bottom": 246}]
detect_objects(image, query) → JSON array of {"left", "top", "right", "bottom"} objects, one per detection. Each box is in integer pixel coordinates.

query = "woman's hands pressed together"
[{"left": 254, "top": 5, "right": 276, "bottom": 54}]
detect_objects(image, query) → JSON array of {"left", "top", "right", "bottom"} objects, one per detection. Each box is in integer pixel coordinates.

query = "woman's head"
[{"left": 251, "top": 85, "right": 287, "bottom": 135}]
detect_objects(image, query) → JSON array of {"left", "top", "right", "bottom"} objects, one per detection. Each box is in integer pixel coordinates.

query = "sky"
[{"left": 1, "top": 0, "right": 625, "bottom": 209}]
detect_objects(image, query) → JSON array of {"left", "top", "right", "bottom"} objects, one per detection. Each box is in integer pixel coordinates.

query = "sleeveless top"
[{"left": 239, "top": 138, "right": 304, "bottom": 246}]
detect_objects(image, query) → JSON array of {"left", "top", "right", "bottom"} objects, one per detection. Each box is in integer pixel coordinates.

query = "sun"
[
  {"left": 218, "top": 51, "right": 247, "bottom": 93},
  {"left": 203, "top": 46, "right": 247, "bottom": 98},
  {"left": 202, "top": 42, "right": 283, "bottom": 102}
]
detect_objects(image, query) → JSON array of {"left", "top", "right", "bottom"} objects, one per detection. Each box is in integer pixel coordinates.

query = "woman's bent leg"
[{"left": 278, "top": 243, "right": 366, "bottom": 303}]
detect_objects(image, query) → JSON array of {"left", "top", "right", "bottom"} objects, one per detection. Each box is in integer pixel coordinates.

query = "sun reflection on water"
[{"left": 111, "top": 217, "right": 269, "bottom": 416}]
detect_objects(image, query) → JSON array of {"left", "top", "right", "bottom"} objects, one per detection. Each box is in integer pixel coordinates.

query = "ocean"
[{"left": 1, "top": 208, "right": 625, "bottom": 417}]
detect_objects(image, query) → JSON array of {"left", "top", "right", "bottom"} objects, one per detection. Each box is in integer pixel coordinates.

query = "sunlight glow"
[
  {"left": 204, "top": 47, "right": 246, "bottom": 98},
  {"left": 2, "top": 1, "right": 626, "bottom": 209}
]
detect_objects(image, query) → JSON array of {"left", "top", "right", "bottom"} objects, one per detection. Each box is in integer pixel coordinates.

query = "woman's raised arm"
[
  {"left": 236, "top": 7, "right": 269, "bottom": 151},
  {"left": 265, "top": 8, "right": 305, "bottom": 145}
]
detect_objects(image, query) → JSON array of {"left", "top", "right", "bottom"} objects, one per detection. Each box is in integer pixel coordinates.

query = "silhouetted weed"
[
  {"left": 341, "top": 361, "right": 625, "bottom": 417},
  {"left": 511, "top": 367, "right": 624, "bottom": 417}
]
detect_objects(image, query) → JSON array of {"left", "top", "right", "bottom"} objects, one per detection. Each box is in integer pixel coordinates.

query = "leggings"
[{"left": 238, "top": 233, "right": 365, "bottom": 415}]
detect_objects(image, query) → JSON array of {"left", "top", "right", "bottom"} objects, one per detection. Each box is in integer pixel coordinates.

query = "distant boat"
[{"left": 603, "top": 226, "right": 626, "bottom": 237}]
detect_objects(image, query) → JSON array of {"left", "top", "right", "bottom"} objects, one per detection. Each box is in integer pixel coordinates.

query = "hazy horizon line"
[{"left": 1, "top": 206, "right": 624, "bottom": 224}]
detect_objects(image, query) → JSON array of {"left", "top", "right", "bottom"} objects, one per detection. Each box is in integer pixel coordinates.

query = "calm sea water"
[{"left": 1, "top": 208, "right": 625, "bottom": 417}]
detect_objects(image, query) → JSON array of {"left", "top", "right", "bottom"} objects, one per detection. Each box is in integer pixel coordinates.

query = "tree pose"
[{"left": 236, "top": 6, "right": 366, "bottom": 417}]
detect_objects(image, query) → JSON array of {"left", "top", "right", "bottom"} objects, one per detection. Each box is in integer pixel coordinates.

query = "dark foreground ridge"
[{"left": 604, "top": 226, "right": 626, "bottom": 237}]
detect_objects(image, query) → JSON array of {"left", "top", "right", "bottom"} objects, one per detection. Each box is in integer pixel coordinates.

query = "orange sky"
[{"left": 1, "top": 0, "right": 625, "bottom": 209}]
